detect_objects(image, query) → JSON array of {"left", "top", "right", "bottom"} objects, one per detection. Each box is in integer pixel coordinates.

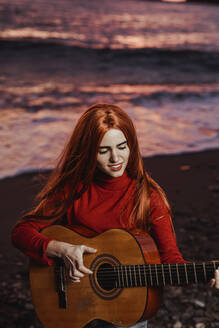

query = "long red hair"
[{"left": 19, "top": 103, "right": 170, "bottom": 230}]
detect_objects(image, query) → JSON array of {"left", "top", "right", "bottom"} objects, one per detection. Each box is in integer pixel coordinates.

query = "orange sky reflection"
[{"left": 162, "top": 0, "right": 187, "bottom": 2}]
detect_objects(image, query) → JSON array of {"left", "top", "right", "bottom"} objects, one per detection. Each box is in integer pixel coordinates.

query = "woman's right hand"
[{"left": 45, "top": 240, "right": 97, "bottom": 282}]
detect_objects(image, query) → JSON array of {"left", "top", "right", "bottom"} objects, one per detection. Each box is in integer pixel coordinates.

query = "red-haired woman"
[{"left": 11, "top": 104, "right": 219, "bottom": 328}]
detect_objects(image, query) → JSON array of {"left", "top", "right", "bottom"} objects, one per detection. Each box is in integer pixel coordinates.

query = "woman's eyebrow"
[
  {"left": 99, "top": 141, "right": 127, "bottom": 149},
  {"left": 117, "top": 141, "right": 127, "bottom": 146}
]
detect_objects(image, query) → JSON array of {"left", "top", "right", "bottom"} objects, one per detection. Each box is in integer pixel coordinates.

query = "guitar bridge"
[{"left": 54, "top": 258, "right": 67, "bottom": 309}]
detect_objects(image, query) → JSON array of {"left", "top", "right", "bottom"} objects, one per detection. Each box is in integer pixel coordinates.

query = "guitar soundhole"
[
  {"left": 96, "top": 263, "right": 115, "bottom": 291},
  {"left": 90, "top": 254, "right": 122, "bottom": 300}
]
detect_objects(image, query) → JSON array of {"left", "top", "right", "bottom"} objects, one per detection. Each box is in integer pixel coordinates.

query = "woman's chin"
[
  {"left": 107, "top": 168, "right": 125, "bottom": 178},
  {"left": 97, "top": 164, "right": 126, "bottom": 178}
]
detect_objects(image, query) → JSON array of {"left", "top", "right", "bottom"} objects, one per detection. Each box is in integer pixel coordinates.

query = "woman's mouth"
[{"left": 108, "top": 163, "right": 123, "bottom": 171}]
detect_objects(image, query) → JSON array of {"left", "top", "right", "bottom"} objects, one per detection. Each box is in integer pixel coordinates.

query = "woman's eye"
[
  {"left": 98, "top": 145, "right": 127, "bottom": 154},
  {"left": 99, "top": 150, "right": 108, "bottom": 154}
]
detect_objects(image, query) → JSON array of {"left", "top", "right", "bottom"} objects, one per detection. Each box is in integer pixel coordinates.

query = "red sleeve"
[
  {"left": 149, "top": 189, "right": 187, "bottom": 264},
  {"left": 11, "top": 220, "right": 55, "bottom": 266}
]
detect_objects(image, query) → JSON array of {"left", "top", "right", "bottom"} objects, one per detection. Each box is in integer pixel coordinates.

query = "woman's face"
[{"left": 97, "top": 129, "right": 130, "bottom": 178}]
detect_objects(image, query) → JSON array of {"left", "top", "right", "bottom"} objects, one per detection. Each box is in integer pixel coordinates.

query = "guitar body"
[{"left": 30, "top": 225, "right": 162, "bottom": 328}]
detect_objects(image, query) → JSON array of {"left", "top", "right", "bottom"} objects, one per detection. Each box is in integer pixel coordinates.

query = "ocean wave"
[
  {"left": 1, "top": 79, "right": 219, "bottom": 114},
  {"left": 130, "top": 90, "right": 219, "bottom": 104},
  {"left": 1, "top": 39, "right": 219, "bottom": 68},
  {"left": 1, "top": 0, "right": 219, "bottom": 56},
  {"left": 1, "top": 38, "right": 219, "bottom": 55},
  {"left": 1, "top": 39, "right": 219, "bottom": 86}
]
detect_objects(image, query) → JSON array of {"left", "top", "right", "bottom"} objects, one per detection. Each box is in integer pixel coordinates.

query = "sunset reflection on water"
[
  {"left": 162, "top": 0, "right": 187, "bottom": 3},
  {"left": 0, "top": 0, "right": 218, "bottom": 51}
]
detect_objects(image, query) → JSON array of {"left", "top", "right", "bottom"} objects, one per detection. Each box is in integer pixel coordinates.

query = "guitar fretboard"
[{"left": 108, "top": 262, "right": 219, "bottom": 288}]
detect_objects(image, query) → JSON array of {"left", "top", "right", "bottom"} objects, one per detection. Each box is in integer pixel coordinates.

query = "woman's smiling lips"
[{"left": 108, "top": 163, "right": 123, "bottom": 171}]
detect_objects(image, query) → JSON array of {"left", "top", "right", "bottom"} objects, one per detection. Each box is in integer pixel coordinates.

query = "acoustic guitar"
[{"left": 30, "top": 225, "right": 218, "bottom": 328}]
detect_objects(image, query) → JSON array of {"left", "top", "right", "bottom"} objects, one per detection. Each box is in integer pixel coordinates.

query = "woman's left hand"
[{"left": 209, "top": 268, "right": 219, "bottom": 289}]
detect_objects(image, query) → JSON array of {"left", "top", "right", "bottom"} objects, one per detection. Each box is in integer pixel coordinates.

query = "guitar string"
[
  {"left": 94, "top": 273, "right": 215, "bottom": 282},
  {"left": 96, "top": 267, "right": 217, "bottom": 273},
  {"left": 94, "top": 271, "right": 215, "bottom": 280},
  {"left": 70, "top": 266, "right": 217, "bottom": 287},
  {"left": 93, "top": 273, "right": 216, "bottom": 283},
  {"left": 91, "top": 262, "right": 218, "bottom": 269},
  {"left": 79, "top": 263, "right": 218, "bottom": 287},
  {"left": 92, "top": 265, "right": 216, "bottom": 282},
  {"left": 92, "top": 267, "right": 215, "bottom": 287},
  {"left": 95, "top": 264, "right": 217, "bottom": 274}
]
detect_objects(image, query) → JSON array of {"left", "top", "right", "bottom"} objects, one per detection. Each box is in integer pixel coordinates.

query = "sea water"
[{"left": 0, "top": 0, "right": 218, "bottom": 179}]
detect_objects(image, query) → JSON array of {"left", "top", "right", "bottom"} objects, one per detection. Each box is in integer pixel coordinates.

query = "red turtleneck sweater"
[{"left": 11, "top": 171, "right": 186, "bottom": 265}]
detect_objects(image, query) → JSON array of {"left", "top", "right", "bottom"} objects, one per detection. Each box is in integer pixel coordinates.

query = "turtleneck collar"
[{"left": 93, "top": 168, "right": 131, "bottom": 191}]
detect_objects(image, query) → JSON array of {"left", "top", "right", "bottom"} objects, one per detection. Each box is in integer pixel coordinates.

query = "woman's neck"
[{"left": 93, "top": 169, "right": 130, "bottom": 191}]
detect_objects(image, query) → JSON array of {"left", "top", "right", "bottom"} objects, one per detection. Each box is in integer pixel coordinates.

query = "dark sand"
[{"left": 0, "top": 149, "right": 219, "bottom": 327}]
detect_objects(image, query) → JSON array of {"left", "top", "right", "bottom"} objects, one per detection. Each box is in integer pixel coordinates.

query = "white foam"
[{"left": 0, "top": 85, "right": 218, "bottom": 180}]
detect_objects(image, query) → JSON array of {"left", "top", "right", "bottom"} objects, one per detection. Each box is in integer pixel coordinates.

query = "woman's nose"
[{"left": 110, "top": 149, "right": 119, "bottom": 163}]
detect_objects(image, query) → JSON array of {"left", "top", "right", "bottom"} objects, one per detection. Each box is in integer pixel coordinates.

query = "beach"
[{"left": 1, "top": 149, "right": 218, "bottom": 328}]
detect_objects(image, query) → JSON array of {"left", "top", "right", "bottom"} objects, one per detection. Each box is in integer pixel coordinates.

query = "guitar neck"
[{"left": 113, "top": 261, "right": 219, "bottom": 288}]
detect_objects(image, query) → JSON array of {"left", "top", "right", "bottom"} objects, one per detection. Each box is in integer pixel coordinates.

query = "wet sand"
[{"left": 0, "top": 149, "right": 219, "bottom": 327}]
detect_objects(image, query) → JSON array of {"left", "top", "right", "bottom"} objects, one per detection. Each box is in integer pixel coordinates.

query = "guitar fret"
[
  {"left": 114, "top": 261, "right": 219, "bottom": 290},
  {"left": 117, "top": 266, "right": 121, "bottom": 288},
  {"left": 155, "top": 264, "right": 159, "bottom": 286},
  {"left": 138, "top": 265, "right": 142, "bottom": 287},
  {"left": 120, "top": 266, "right": 125, "bottom": 288},
  {"left": 202, "top": 263, "right": 207, "bottom": 282},
  {"left": 134, "top": 266, "right": 137, "bottom": 287},
  {"left": 176, "top": 263, "right": 180, "bottom": 285},
  {"left": 114, "top": 266, "right": 118, "bottom": 288},
  {"left": 172, "top": 264, "right": 179, "bottom": 285},
  {"left": 124, "top": 266, "right": 129, "bottom": 287},
  {"left": 169, "top": 264, "right": 173, "bottom": 285},
  {"left": 143, "top": 265, "right": 147, "bottom": 286},
  {"left": 149, "top": 265, "right": 153, "bottom": 286},
  {"left": 129, "top": 265, "right": 133, "bottom": 287},
  {"left": 184, "top": 263, "right": 188, "bottom": 285},
  {"left": 193, "top": 263, "right": 198, "bottom": 284},
  {"left": 161, "top": 264, "right": 166, "bottom": 286}
]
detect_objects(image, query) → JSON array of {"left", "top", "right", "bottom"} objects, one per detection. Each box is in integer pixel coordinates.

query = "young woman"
[{"left": 11, "top": 103, "right": 219, "bottom": 328}]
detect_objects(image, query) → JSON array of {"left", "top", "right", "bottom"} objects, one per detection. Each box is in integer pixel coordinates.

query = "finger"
[
  {"left": 215, "top": 269, "right": 219, "bottom": 289},
  {"left": 79, "top": 246, "right": 96, "bottom": 274},
  {"left": 75, "top": 255, "right": 92, "bottom": 274},
  {"left": 78, "top": 264, "right": 93, "bottom": 275},
  {"left": 209, "top": 278, "right": 215, "bottom": 288},
  {"left": 73, "top": 268, "right": 85, "bottom": 278},
  {"left": 70, "top": 261, "right": 85, "bottom": 278},
  {"left": 81, "top": 245, "right": 97, "bottom": 254},
  {"left": 69, "top": 275, "right": 80, "bottom": 283},
  {"left": 72, "top": 276, "right": 80, "bottom": 282},
  {"left": 66, "top": 258, "right": 84, "bottom": 279},
  {"left": 68, "top": 265, "right": 84, "bottom": 282}
]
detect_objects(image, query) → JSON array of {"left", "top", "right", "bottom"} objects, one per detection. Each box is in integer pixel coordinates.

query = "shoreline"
[
  {"left": 1, "top": 146, "right": 219, "bottom": 182},
  {"left": 1, "top": 148, "right": 219, "bottom": 327}
]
